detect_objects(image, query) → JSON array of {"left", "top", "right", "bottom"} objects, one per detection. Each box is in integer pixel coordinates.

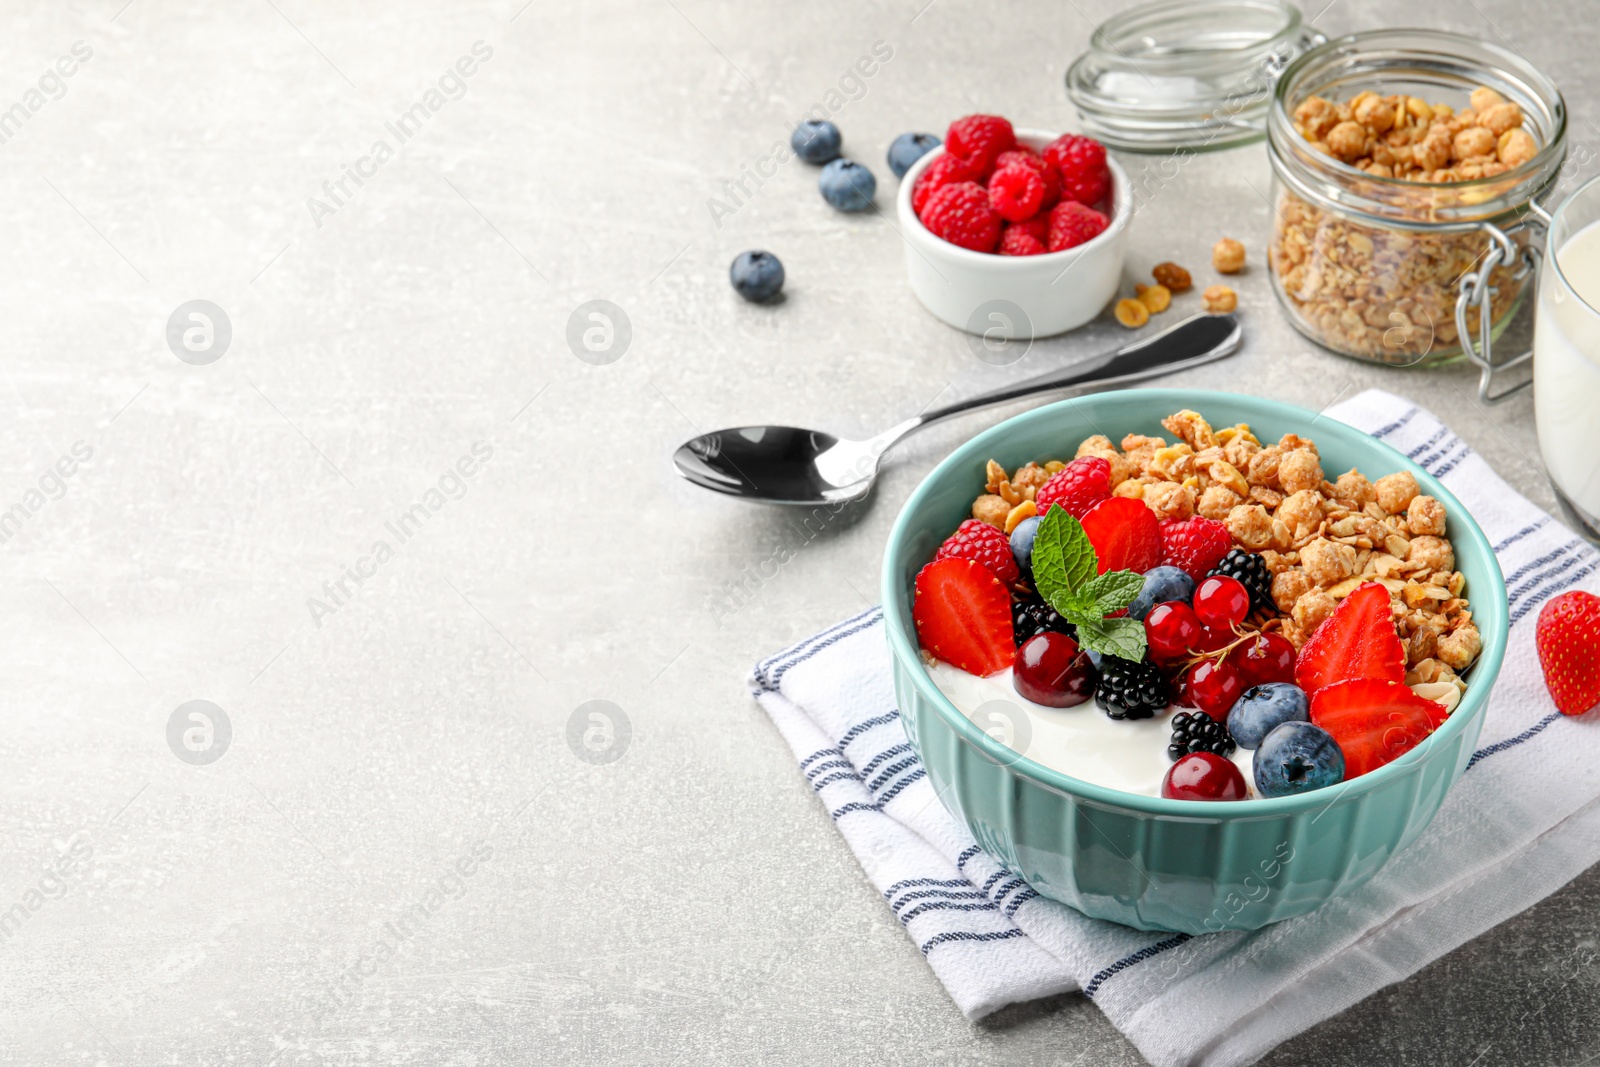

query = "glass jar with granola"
[{"left": 1266, "top": 30, "right": 1567, "bottom": 368}]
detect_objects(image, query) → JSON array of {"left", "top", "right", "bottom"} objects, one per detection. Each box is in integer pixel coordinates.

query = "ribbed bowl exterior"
[{"left": 883, "top": 390, "right": 1507, "bottom": 934}]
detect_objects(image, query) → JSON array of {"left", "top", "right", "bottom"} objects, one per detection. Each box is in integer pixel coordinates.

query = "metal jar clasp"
[{"left": 1455, "top": 198, "right": 1552, "bottom": 403}]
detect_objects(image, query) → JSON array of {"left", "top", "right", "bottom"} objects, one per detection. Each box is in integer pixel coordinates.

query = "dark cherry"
[
  {"left": 1013, "top": 632, "right": 1098, "bottom": 708},
  {"left": 1144, "top": 601, "right": 1201, "bottom": 662},
  {"left": 1162, "top": 751, "right": 1249, "bottom": 801},
  {"left": 1184, "top": 657, "right": 1243, "bottom": 717},
  {"left": 1231, "top": 631, "right": 1297, "bottom": 687},
  {"left": 1194, "top": 575, "right": 1251, "bottom": 630}
]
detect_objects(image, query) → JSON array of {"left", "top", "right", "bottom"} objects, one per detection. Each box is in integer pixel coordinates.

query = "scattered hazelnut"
[
  {"left": 1212, "top": 237, "right": 1246, "bottom": 274},
  {"left": 1202, "top": 285, "right": 1237, "bottom": 313},
  {"left": 1152, "top": 261, "right": 1192, "bottom": 292},
  {"left": 1135, "top": 283, "right": 1171, "bottom": 313},
  {"left": 1114, "top": 298, "right": 1150, "bottom": 328}
]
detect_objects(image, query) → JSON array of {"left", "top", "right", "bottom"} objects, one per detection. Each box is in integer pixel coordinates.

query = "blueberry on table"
[
  {"left": 819, "top": 159, "right": 876, "bottom": 212},
  {"left": 790, "top": 120, "right": 842, "bottom": 164},
  {"left": 729, "top": 250, "right": 785, "bottom": 303},
  {"left": 1226, "top": 682, "right": 1309, "bottom": 750},
  {"left": 887, "top": 132, "right": 940, "bottom": 178},
  {"left": 1253, "top": 720, "right": 1344, "bottom": 797}
]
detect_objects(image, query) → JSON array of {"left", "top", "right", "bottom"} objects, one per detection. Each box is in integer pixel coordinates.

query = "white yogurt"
[
  {"left": 1534, "top": 217, "right": 1600, "bottom": 520},
  {"left": 927, "top": 662, "right": 1255, "bottom": 798}
]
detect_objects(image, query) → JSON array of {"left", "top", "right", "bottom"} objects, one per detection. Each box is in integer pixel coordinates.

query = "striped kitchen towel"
[{"left": 748, "top": 388, "right": 1600, "bottom": 1067}]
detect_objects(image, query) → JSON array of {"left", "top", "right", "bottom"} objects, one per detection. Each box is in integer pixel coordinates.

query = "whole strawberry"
[
  {"left": 936, "top": 518, "right": 1020, "bottom": 585},
  {"left": 1035, "top": 456, "right": 1112, "bottom": 518},
  {"left": 1161, "top": 517, "right": 1232, "bottom": 582},
  {"left": 1537, "top": 590, "right": 1600, "bottom": 716}
]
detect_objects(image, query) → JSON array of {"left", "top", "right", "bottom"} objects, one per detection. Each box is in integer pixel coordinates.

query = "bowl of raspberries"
[{"left": 896, "top": 114, "right": 1129, "bottom": 340}]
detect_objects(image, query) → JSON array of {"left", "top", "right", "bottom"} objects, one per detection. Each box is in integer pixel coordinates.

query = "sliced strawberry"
[
  {"left": 1536, "top": 590, "right": 1600, "bottom": 716},
  {"left": 913, "top": 557, "right": 1014, "bottom": 676},
  {"left": 1293, "top": 582, "right": 1405, "bottom": 695},
  {"left": 1309, "top": 678, "right": 1449, "bottom": 778},
  {"left": 1080, "top": 497, "right": 1161, "bottom": 575}
]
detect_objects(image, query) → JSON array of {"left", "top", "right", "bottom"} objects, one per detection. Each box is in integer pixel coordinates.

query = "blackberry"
[
  {"left": 1095, "top": 658, "right": 1171, "bottom": 720},
  {"left": 1167, "top": 711, "right": 1237, "bottom": 762},
  {"left": 1208, "top": 548, "right": 1273, "bottom": 613},
  {"left": 1012, "top": 594, "right": 1076, "bottom": 647}
]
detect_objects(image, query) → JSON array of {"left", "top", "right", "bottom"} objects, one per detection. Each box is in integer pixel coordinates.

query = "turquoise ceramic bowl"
[{"left": 882, "top": 389, "right": 1508, "bottom": 933}]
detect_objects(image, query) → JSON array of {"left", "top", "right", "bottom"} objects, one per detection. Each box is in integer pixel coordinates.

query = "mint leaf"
[
  {"left": 1031, "top": 507, "right": 1098, "bottom": 618},
  {"left": 1075, "top": 616, "right": 1148, "bottom": 662},
  {"left": 1082, "top": 570, "right": 1145, "bottom": 617}
]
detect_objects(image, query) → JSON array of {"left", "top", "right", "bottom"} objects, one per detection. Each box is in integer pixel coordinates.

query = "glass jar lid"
[{"left": 1066, "top": 0, "right": 1324, "bottom": 153}]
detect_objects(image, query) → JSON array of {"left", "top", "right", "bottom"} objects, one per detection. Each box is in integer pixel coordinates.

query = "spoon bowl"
[{"left": 673, "top": 426, "right": 878, "bottom": 504}]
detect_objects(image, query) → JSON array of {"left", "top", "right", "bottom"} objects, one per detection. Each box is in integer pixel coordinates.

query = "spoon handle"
[{"left": 924, "top": 312, "right": 1241, "bottom": 428}]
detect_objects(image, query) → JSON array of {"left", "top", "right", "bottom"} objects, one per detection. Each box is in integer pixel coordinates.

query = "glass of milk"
[{"left": 1534, "top": 175, "right": 1600, "bottom": 543}]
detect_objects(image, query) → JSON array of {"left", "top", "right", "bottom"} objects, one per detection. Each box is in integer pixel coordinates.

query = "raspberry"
[
  {"left": 1010, "top": 215, "right": 1048, "bottom": 242},
  {"left": 1159, "top": 517, "right": 1232, "bottom": 581},
  {"left": 986, "top": 164, "right": 1045, "bottom": 222},
  {"left": 1047, "top": 201, "right": 1109, "bottom": 252},
  {"left": 998, "top": 226, "right": 1046, "bottom": 256},
  {"left": 946, "top": 115, "right": 1016, "bottom": 175},
  {"left": 920, "top": 181, "right": 1002, "bottom": 253},
  {"left": 1034, "top": 456, "right": 1111, "bottom": 519},
  {"left": 935, "top": 518, "right": 1020, "bottom": 585},
  {"left": 1043, "top": 133, "right": 1111, "bottom": 206},
  {"left": 992, "top": 149, "right": 1060, "bottom": 209},
  {"left": 911, "top": 153, "right": 981, "bottom": 216}
]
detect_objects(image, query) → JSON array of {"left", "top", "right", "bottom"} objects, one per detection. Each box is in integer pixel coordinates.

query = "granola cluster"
[
  {"left": 1269, "top": 85, "right": 1536, "bottom": 362},
  {"left": 969, "top": 410, "right": 1481, "bottom": 707},
  {"left": 1293, "top": 86, "right": 1536, "bottom": 182}
]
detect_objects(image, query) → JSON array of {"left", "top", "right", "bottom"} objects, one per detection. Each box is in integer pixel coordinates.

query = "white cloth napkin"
[{"left": 749, "top": 388, "right": 1600, "bottom": 1067}]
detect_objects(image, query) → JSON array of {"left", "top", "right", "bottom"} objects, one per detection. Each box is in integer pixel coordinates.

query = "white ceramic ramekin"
[{"left": 896, "top": 128, "right": 1131, "bottom": 340}]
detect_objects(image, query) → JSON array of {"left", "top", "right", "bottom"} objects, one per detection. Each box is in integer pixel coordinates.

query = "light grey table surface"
[{"left": 3, "top": 0, "right": 1597, "bottom": 1064}]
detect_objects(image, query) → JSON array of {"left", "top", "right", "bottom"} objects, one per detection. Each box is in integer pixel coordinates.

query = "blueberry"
[
  {"left": 887, "top": 132, "right": 941, "bottom": 178},
  {"left": 729, "top": 250, "right": 785, "bottom": 303},
  {"left": 791, "top": 120, "right": 842, "bottom": 165},
  {"left": 819, "top": 159, "right": 876, "bottom": 212},
  {"left": 1009, "top": 515, "right": 1042, "bottom": 576},
  {"left": 1253, "top": 720, "right": 1344, "bottom": 797},
  {"left": 1226, "top": 682, "right": 1309, "bottom": 750},
  {"left": 1127, "top": 565, "right": 1196, "bottom": 621}
]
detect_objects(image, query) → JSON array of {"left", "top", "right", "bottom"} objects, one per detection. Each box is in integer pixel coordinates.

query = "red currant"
[
  {"left": 1162, "top": 751, "right": 1248, "bottom": 801},
  {"left": 1192, "top": 624, "right": 1235, "bottom": 654},
  {"left": 1184, "top": 658, "right": 1243, "bottom": 717},
  {"left": 1013, "top": 632, "right": 1098, "bottom": 708},
  {"left": 1144, "top": 601, "right": 1201, "bottom": 662},
  {"left": 1232, "top": 631, "right": 1297, "bottom": 686},
  {"left": 1194, "top": 575, "right": 1250, "bottom": 631}
]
